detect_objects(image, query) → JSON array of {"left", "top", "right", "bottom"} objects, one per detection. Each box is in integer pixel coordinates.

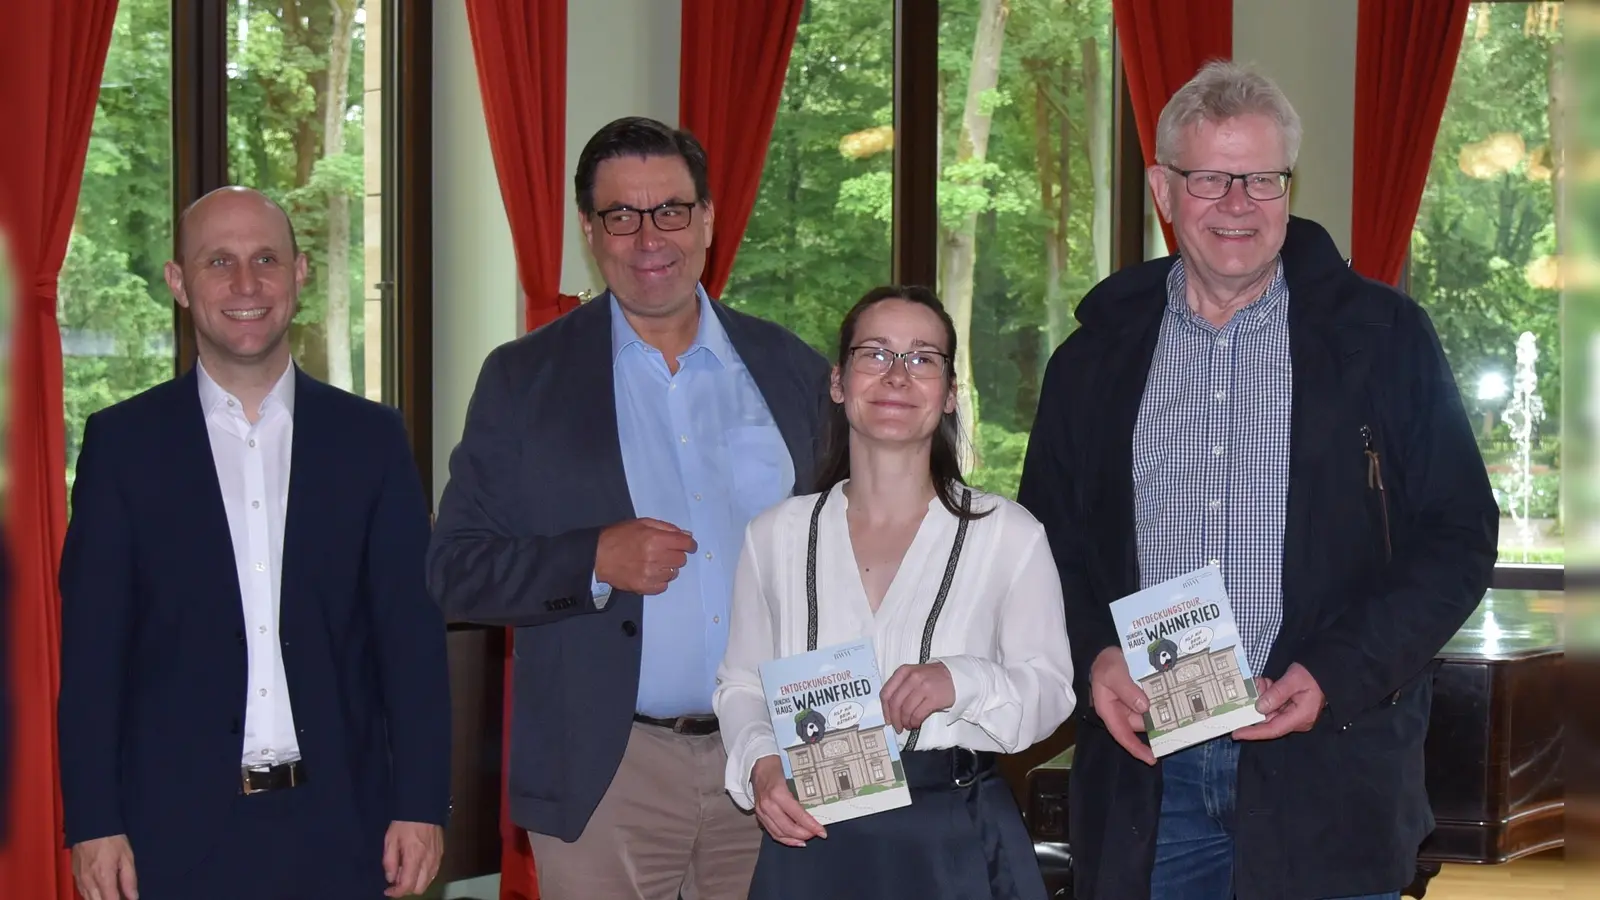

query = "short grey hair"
[{"left": 1154, "top": 60, "right": 1302, "bottom": 169}]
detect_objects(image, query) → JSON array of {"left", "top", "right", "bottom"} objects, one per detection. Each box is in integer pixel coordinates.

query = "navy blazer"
[
  {"left": 1017, "top": 217, "right": 1498, "bottom": 900},
  {"left": 57, "top": 366, "right": 451, "bottom": 887},
  {"left": 427, "top": 294, "right": 830, "bottom": 841}
]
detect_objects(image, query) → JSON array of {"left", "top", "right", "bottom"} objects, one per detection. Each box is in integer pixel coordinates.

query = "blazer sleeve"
[
  {"left": 427, "top": 346, "right": 608, "bottom": 627},
  {"left": 1016, "top": 339, "right": 1120, "bottom": 706},
  {"left": 1295, "top": 299, "right": 1499, "bottom": 727},
  {"left": 367, "top": 410, "right": 453, "bottom": 826},
  {"left": 57, "top": 412, "right": 137, "bottom": 843}
]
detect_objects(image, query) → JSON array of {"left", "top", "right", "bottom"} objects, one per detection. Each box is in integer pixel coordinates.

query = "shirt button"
[
  {"left": 705, "top": 551, "right": 713, "bottom": 560},
  {"left": 680, "top": 435, "right": 688, "bottom": 443},
  {"left": 227, "top": 399, "right": 235, "bottom": 407},
  {"left": 1212, "top": 445, "right": 1224, "bottom": 456},
  {"left": 1209, "top": 558, "right": 1220, "bottom": 567},
  {"left": 1214, "top": 390, "right": 1226, "bottom": 401},
  {"left": 258, "top": 625, "right": 267, "bottom": 634},
  {"left": 1217, "top": 338, "right": 1230, "bottom": 348},
  {"left": 1209, "top": 499, "right": 1221, "bottom": 508},
  {"left": 713, "top": 616, "right": 721, "bottom": 624},
  {"left": 254, "top": 562, "right": 265, "bottom": 572},
  {"left": 252, "top": 500, "right": 260, "bottom": 509},
  {"left": 259, "top": 688, "right": 268, "bottom": 697},
  {"left": 248, "top": 439, "right": 257, "bottom": 448}
]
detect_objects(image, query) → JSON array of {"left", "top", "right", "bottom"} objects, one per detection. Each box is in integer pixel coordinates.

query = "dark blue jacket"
[
  {"left": 1017, "top": 217, "right": 1499, "bottom": 900},
  {"left": 57, "top": 366, "right": 451, "bottom": 889}
]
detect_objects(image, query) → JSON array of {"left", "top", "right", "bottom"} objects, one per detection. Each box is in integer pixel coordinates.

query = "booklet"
[
  {"left": 1110, "top": 564, "right": 1266, "bottom": 758},
  {"left": 757, "top": 637, "right": 912, "bottom": 825}
]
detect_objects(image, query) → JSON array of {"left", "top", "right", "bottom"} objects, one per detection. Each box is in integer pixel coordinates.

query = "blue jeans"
[{"left": 1149, "top": 737, "right": 1402, "bottom": 900}]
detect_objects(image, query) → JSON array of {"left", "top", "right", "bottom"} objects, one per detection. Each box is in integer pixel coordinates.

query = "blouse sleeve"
[
  {"left": 712, "top": 520, "right": 782, "bottom": 810},
  {"left": 936, "top": 525, "right": 1077, "bottom": 753}
]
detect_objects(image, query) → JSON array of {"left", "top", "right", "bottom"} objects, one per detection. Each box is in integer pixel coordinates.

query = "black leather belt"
[
  {"left": 240, "top": 759, "right": 307, "bottom": 795},
  {"left": 633, "top": 713, "right": 719, "bottom": 736}
]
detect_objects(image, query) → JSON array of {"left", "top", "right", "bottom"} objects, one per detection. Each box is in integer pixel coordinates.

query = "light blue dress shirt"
[{"left": 598, "top": 286, "right": 795, "bottom": 717}]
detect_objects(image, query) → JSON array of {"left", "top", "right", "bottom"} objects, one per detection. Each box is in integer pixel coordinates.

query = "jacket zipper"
[{"left": 1362, "top": 424, "right": 1392, "bottom": 563}]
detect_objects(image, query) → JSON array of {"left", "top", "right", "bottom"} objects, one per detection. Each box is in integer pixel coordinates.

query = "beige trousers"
[{"left": 528, "top": 721, "right": 763, "bottom": 900}]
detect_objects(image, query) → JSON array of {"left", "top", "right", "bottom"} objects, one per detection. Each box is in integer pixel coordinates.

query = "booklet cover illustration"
[
  {"left": 757, "top": 637, "right": 912, "bottom": 825},
  {"left": 1110, "top": 564, "right": 1266, "bottom": 757}
]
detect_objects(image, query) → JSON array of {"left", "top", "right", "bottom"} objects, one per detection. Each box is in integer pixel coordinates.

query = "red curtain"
[
  {"left": 0, "top": 0, "right": 119, "bottom": 897},
  {"left": 679, "top": 0, "right": 805, "bottom": 299},
  {"left": 1350, "top": 0, "right": 1470, "bottom": 285},
  {"left": 464, "top": 0, "right": 578, "bottom": 337},
  {"left": 462, "top": 1, "right": 575, "bottom": 897},
  {"left": 1111, "top": 0, "right": 1233, "bottom": 254}
]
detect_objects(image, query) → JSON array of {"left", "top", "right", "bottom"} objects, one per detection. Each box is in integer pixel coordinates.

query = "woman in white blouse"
[{"left": 713, "top": 285, "right": 1076, "bottom": 900}]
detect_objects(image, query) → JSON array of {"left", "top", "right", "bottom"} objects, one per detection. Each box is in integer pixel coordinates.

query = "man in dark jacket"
[{"left": 1017, "top": 61, "right": 1498, "bottom": 900}]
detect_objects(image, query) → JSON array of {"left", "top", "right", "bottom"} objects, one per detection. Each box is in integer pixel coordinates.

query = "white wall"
[
  {"left": 560, "top": 0, "right": 681, "bottom": 297},
  {"left": 431, "top": 0, "right": 681, "bottom": 503},
  {"left": 432, "top": 1, "right": 519, "bottom": 505},
  {"left": 1233, "top": 0, "right": 1359, "bottom": 258}
]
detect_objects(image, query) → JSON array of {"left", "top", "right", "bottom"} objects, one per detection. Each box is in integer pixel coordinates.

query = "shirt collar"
[
  {"left": 609, "top": 283, "right": 731, "bottom": 369},
  {"left": 1164, "top": 256, "right": 1287, "bottom": 326},
  {"left": 196, "top": 357, "right": 297, "bottom": 417}
]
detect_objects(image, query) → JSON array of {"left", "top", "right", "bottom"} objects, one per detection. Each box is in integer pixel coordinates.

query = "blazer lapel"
[
  {"left": 282, "top": 367, "right": 335, "bottom": 635},
  {"left": 171, "top": 368, "right": 246, "bottom": 632},
  {"left": 569, "top": 295, "right": 636, "bottom": 520},
  {"left": 715, "top": 303, "right": 815, "bottom": 494},
  {"left": 1095, "top": 300, "right": 1166, "bottom": 597}
]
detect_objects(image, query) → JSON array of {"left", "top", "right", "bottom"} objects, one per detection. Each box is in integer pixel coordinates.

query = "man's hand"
[
  {"left": 595, "top": 518, "right": 697, "bottom": 595},
  {"left": 71, "top": 835, "right": 138, "bottom": 900},
  {"left": 751, "top": 755, "right": 827, "bottom": 847},
  {"left": 1090, "top": 647, "right": 1155, "bottom": 765},
  {"left": 382, "top": 821, "right": 444, "bottom": 898},
  {"left": 1233, "top": 662, "right": 1325, "bottom": 740},
  {"left": 881, "top": 662, "right": 955, "bottom": 732}
]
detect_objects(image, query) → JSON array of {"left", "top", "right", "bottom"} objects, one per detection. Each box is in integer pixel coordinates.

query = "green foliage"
[{"left": 61, "top": 0, "right": 371, "bottom": 489}]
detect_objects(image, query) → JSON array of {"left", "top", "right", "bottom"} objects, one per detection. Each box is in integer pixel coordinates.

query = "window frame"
[{"left": 169, "top": 0, "right": 435, "bottom": 496}]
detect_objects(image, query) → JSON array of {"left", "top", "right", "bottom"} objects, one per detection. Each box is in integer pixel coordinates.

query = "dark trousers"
[
  {"left": 1150, "top": 737, "right": 1402, "bottom": 900},
  {"left": 140, "top": 787, "right": 385, "bottom": 900}
]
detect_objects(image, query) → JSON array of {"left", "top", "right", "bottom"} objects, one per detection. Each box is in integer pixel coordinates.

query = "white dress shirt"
[
  {"left": 197, "top": 360, "right": 302, "bottom": 767},
  {"left": 713, "top": 481, "right": 1077, "bottom": 809}
]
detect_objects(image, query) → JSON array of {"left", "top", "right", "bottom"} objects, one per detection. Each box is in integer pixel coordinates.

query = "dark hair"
[
  {"left": 814, "top": 285, "right": 990, "bottom": 522},
  {"left": 573, "top": 116, "right": 712, "bottom": 215}
]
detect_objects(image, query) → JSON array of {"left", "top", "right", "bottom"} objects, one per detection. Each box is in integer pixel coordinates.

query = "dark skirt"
[{"left": 747, "top": 747, "right": 1049, "bottom": 900}]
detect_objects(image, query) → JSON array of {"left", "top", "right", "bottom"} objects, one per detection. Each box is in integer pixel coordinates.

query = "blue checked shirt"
[{"left": 1132, "top": 258, "right": 1292, "bottom": 674}]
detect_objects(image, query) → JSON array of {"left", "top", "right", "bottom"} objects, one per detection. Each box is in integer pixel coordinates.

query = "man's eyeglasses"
[
  {"left": 593, "top": 202, "right": 697, "bottom": 236},
  {"left": 1166, "top": 166, "right": 1292, "bottom": 201},
  {"left": 848, "top": 346, "right": 949, "bottom": 379}
]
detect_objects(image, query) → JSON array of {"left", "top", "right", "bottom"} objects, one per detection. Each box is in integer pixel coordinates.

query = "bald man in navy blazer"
[{"left": 58, "top": 187, "right": 451, "bottom": 900}]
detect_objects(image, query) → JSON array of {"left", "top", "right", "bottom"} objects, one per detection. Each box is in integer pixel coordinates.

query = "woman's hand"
[
  {"left": 882, "top": 661, "right": 956, "bottom": 732},
  {"left": 751, "top": 755, "right": 827, "bottom": 847}
]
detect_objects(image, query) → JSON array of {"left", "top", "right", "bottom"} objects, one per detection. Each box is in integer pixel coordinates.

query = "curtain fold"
[
  {"left": 0, "top": 0, "right": 119, "bottom": 897},
  {"left": 464, "top": 0, "right": 573, "bottom": 334},
  {"left": 679, "top": 0, "right": 805, "bottom": 298},
  {"left": 1110, "top": 0, "right": 1233, "bottom": 254},
  {"left": 1350, "top": 0, "right": 1471, "bottom": 286},
  {"left": 462, "top": 2, "right": 572, "bottom": 897}
]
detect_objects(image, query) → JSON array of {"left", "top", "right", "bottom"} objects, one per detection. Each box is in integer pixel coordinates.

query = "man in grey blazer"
[{"left": 428, "top": 117, "right": 830, "bottom": 900}]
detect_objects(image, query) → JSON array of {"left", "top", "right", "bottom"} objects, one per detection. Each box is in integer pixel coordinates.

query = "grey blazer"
[{"left": 427, "top": 293, "right": 831, "bottom": 841}]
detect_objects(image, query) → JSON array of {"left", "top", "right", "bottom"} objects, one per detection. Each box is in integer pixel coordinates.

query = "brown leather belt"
[
  {"left": 240, "top": 759, "right": 307, "bottom": 795},
  {"left": 633, "top": 713, "right": 719, "bottom": 736}
]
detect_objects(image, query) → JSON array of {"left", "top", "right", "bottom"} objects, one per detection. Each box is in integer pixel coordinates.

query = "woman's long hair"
[{"left": 812, "top": 285, "right": 990, "bottom": 522}]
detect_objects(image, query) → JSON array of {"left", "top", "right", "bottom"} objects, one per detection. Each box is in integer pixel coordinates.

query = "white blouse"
[{"left": 713, "top": 481, "right": 1077, "bottom": 810}]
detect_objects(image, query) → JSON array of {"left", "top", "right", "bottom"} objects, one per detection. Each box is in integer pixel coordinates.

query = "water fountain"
[{"left": 1502, "top": 331, "right": 1546, "bottom": 562}]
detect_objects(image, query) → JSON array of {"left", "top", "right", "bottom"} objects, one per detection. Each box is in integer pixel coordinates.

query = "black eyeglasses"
[
  {"left": 848, "top": 346, "right": 950, "bottom": 379},
  {"left": 1165, "top": 166, "right": 1292, "bottom": 201},
  {"left": 592, "top": 202, "right": 697, "bottom": 236}
]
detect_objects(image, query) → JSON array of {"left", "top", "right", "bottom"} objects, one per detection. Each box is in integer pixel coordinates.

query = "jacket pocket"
[{"left": 1361, "top": 423, "right": 1392, "bottom": 563}]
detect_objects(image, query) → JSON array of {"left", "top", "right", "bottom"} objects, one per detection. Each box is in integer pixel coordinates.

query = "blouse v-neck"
[{"left": 828, "top": 480, "right": 946, "bottom": 627}]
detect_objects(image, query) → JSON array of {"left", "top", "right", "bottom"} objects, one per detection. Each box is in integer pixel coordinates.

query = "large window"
[
  {"left": 61, "top": 0, "right": 430, "bottom": 494},
  {"left": 1410, "top": 1, "right": 1564, "bottom": 567},
  {"left": 727, "top": 0, "right": 1118, "bottom": 500},
  {"left": 60, "top": 0, "right": 175, "bottom": 491}
]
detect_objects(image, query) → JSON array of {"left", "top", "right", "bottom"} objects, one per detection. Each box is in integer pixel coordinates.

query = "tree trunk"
[
  {"left": 321, "top": 0, "right": 358, "bottom": 392},
  {"left": 939, "top": 0, "right": 1009, "bottom": 467},
  {"left": 1083, "top": 34, "right": 1111, "bottom": 281}
]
